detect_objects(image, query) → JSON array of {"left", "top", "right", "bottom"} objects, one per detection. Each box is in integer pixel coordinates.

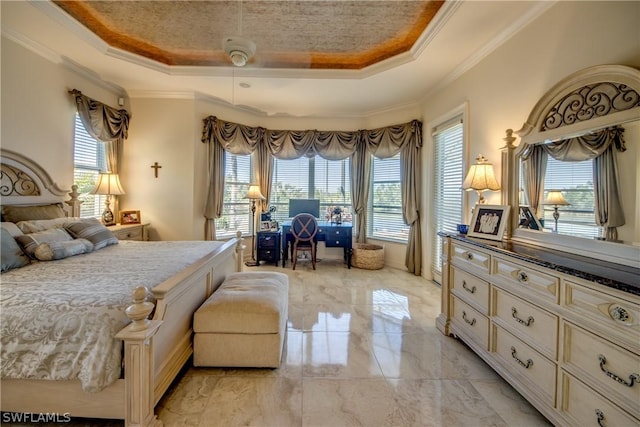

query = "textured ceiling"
[{"left": 53, "top": 0, "right": 444, "bottom": 69}]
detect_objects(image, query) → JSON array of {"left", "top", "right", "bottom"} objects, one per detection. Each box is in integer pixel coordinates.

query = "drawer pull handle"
[
  {"left": 511, "top": 307, "right": 534, "bottom": 327},
  {"left": 462, "top": 281, "right": 476, "bottom": 294},
  {"left": 516, "top": 271, "right": 529, "bottom": 283},
  {"left": 595, "top": 409, "right": 605, "bottom": 427},
  {"left": 466, "top": 252, "right": 474, "bottom": 260},
  {"left": 608, "top": 305, "right": 630, "bottom": 322},
  {"left": 510, "top": 346, "right": 533, "bottom": 369},
  {"left": 462, "top": 310, "right": 476, "bottom": 326},
  {"left": 598, "top": 354, "right": 640, "bottom": 387}
]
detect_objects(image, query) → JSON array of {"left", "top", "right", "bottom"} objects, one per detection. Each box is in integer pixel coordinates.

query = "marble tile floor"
[
  {"left": 7, "top": 259, "right": 552, "bottom": 427},
  {"left": 155, "top": 259, "right": 551, "bottom": 427}
]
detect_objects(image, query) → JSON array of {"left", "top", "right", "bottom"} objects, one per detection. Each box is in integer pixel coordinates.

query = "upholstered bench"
[{"left": 193, "top": 271, "right": 289, "bottom": 368}]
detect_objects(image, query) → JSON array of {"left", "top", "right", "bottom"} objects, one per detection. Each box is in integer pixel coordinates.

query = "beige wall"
[{"left": 2, "top": 1, "right": 638, "bottom": 274}]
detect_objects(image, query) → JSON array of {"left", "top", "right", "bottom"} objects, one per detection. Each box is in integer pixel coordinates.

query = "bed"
[{"left": 0, "top": 148, "right": 244, "bottom": 426}]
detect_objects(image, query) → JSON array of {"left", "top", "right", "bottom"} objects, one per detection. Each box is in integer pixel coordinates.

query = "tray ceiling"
[{"left": 53, "top": 0, "right": 445, "bottom": 69}]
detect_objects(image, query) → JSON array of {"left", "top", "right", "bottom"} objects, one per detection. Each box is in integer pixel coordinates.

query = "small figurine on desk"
[{"left": 331, "top": 206, "right": 343, "bottom": 225}]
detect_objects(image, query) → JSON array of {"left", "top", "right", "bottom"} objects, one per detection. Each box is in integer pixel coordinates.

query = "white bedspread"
[{"left": 0, "top": 240, "right": 224, "bottom": 392}]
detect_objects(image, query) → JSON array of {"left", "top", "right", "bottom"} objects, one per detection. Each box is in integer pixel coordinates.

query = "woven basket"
[{"left": 352, "top": 243, "right": 384, "bottom": 270}]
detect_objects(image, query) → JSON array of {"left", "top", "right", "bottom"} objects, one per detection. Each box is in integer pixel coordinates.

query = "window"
[
  {"left": 215, "top": 153, "right": 252, "bottom": 238},
  {"left": 271, "top": 156, "right": 351, "bottom": 222},
  {"left": 368, "top": 154, "right": 406, "bottom": 242},
  {"left": 543, "top": 157, "right": 597, "bottom": 238},
  {"left": 431, "top": 118, "right": 464, "bottom": 282},
  {"left": 73, "top": 113, "right": 106, "bottom": 218}
]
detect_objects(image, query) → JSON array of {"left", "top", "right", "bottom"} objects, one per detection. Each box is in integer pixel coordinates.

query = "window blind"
[
  {"left": 271, "top": 156, "right": 351, "bottom": 222},
  {"left": 73, "top": 114, "right": 106, "bottom": 218},
  {"left": 432, "top": 119, "right": 464, "bottom": 281},
  {"left": 543, "top": 157, "right": 597, "bottom": 238},
  {"left": 216, "top": 153, "right": 252, "bottom": 237},
  {"left": 368, "top": 153, "right": 406, "bottom": 242}
]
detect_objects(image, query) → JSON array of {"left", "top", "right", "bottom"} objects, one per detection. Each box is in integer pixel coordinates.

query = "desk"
[{"left": 281, "top": 221, "right": 352, "bottom": 268}]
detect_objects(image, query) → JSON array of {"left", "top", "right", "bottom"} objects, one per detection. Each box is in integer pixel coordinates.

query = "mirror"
[
  {"left": 503, "top": 65, "right": 640, "bottom": 268},
  {"left": 516, "top": 120, "right": 638, "bottom": 240}
]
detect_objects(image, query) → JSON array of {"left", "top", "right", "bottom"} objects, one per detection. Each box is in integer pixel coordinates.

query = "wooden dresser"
[{"left": 437, "top": 234, "right": 639, "bottom": 426}]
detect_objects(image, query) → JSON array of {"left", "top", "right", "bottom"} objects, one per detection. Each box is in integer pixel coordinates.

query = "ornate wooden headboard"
[{"left": 1, "top": 148, "right": 81, "bottom": 216}]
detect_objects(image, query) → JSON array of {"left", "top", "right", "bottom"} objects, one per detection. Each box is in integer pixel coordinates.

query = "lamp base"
[
  {"left": 244, "top": 260, "right": 259, "bottom": 267},
  {"left": 102, "top": 208, "right": 116, "bottom": 226}
]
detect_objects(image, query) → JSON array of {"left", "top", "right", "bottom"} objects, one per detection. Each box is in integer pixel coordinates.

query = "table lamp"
[
  {"left": 543, "top": 190, "right": 570, "bottom": 233},
  {"left": 92, "top": 172, "right": 125, "bottom": 226},
  {"left": 462, "top": 154, "right": 500, "bottom": 204},
  {"left": 244, "top": 183, "right": 265, "bottom": 267}
]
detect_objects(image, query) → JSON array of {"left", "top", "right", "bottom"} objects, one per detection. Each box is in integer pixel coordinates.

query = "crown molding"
[{"left": 2, "top": 27, "right": 61, "bottom": 65}]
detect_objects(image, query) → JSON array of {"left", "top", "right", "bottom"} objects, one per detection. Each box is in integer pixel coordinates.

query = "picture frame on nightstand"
[{"left": 120, "top": 210, "right": 141, "bottom": 225}]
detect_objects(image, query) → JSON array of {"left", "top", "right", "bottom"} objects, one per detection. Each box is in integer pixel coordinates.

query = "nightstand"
[
  {"left": 256, "top": 230, "right": 281, "bottom": 266},
  {"left": 110, "top": 222, "right": 149, "bottom": 241}
]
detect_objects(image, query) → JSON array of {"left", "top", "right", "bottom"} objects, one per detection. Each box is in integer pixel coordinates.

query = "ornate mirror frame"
[{"left": 502, "top": 64, "right": 640, "bottom": 267}]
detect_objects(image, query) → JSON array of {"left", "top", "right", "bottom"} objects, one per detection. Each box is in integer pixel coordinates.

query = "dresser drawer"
[
  {"left": 322, "top": 228, "right": 351, "bottom": 247},
  {"left": 451, "top": 242, "right": 490, "bottom": 274},
  {"left": 258, "top": 233, "right": 279, "bottom": 248},
  {"left": 451, "top": 296, "right": 489, "bottom": 350},
  {"left": 564, "top": 281, "right": 640, "bottom": 352},
  {"left": 493, "top": 325, "right": 556, "bottom": 406},
  {"left": 451, "top": 267, "right": 489, "bottom": 313},
  {"left": 560, "top": 372, "right": 639, "bottom": 427},
  {"left": 562, "top": 322, "right": 640, "bottom": 418},
  {"left": 492, "top": 257, "right": 559, "bottom": 303},
  {"left": 493, "top": 288, "right": 558, "bottom": 358},
  {"left": 112, "top": 225, "right": 143, "bottom": 241}
]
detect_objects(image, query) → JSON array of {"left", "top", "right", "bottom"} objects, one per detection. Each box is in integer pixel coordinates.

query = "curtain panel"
[{"left": 201, "top": 116, "right": 423, "bottom": 274}]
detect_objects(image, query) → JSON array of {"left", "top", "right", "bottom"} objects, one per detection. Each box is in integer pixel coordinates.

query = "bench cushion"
[{"left": 193, "top": 271, "right": 288, "bottom": 335}]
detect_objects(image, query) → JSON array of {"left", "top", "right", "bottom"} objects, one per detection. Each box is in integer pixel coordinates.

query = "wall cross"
[{"left": 151, "top": 162, "right": 162, "bottom": 178}]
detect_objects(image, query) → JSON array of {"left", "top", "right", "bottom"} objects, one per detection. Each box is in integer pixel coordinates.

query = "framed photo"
[
  {"left": 259, "top": 221, "right": 271, "bottom": 231},
  {"left": 519, "top": 205, "right": 543, "bottom": 230},
  {"left": 120, "top": 210, "right": 141, "bottom": 225},
  {"left": 467, "top": 205, "right": 510, "bottom": 241}
]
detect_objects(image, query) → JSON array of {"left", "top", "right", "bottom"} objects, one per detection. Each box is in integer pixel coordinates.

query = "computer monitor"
[{"left": 288, "top": 199, "right": 320, "bottom": 219}]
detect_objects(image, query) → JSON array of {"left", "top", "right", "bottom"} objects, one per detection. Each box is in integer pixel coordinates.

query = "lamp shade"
[
  {"left": 462, "top": 155, "right": 501, "bottom": 192},
  {"left": 244, "top": 184, "right": 265, "bottom": 200},
  {"left": 543, "top": 190, "right": 570, "bottom": 206},
  {"left": 92, "top": 172, "right": 125, "bottom": 196}
]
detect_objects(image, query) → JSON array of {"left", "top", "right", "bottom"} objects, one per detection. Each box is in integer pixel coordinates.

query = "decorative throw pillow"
[
  {"left": 33, "top": 238, "right": 94, "bottom": 261},
  {"left": 1, "top": 203, "right": 66, "bottom": 223},
  {"left": 15, "top": 228, "right": 74, "bottom": 259},
  {"left": 65, "top": 218, "right": 118, "bottom": 250},
  {"left": 1, "top": 222, "right": 24, "bottom": 237},
  {"left": 15, "top": 217, "right": 80, "bottom": 234},
  {"left": 1, "top": 228, "right": 31, "bottom": 272}
]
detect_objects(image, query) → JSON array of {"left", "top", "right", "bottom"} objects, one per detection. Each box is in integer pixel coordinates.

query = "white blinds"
[
  {"left": 543, "top": 157, "right": 597, "bottom": 238},
  {"left": 368, "top": 154, "right": 406, "bottom": 241},
  {"left": 216, "top": 154, "right": 252, "bottom": 237},
  {"left": 271, "top": 156, "right": 351, "bottom": 222},
  {"left": 432, "top": 119, "right": 464, "bottom": 281},
  {"left": 73, "top": 114, "right": 106, "bottom": 218}
]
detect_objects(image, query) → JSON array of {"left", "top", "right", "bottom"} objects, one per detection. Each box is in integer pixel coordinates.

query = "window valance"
[{"left": 201, "top": 116, "right": 421, "bottom": 160}]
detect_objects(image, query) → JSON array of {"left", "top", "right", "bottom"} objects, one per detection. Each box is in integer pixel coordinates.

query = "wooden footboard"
[{"left": 1, "top": 234, "right": 243, "bottom": 427}]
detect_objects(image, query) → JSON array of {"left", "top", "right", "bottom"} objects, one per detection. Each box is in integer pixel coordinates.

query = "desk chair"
[{"left": 291, "top": 213, "right": 318, "bottom": 270}]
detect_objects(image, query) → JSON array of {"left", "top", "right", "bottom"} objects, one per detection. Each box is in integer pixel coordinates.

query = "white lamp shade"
[
  {"left": 543, "top": 190, "right": 570, "bottom": 206},
  {"left": 244, "top": 184, "right": 265, "bottom": 200},
  {"left": 92, "top": 172, "right": 125, "bottom": 196},
  {"left": 462, "top": 155, "right": 500, "bottom": 192}
]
